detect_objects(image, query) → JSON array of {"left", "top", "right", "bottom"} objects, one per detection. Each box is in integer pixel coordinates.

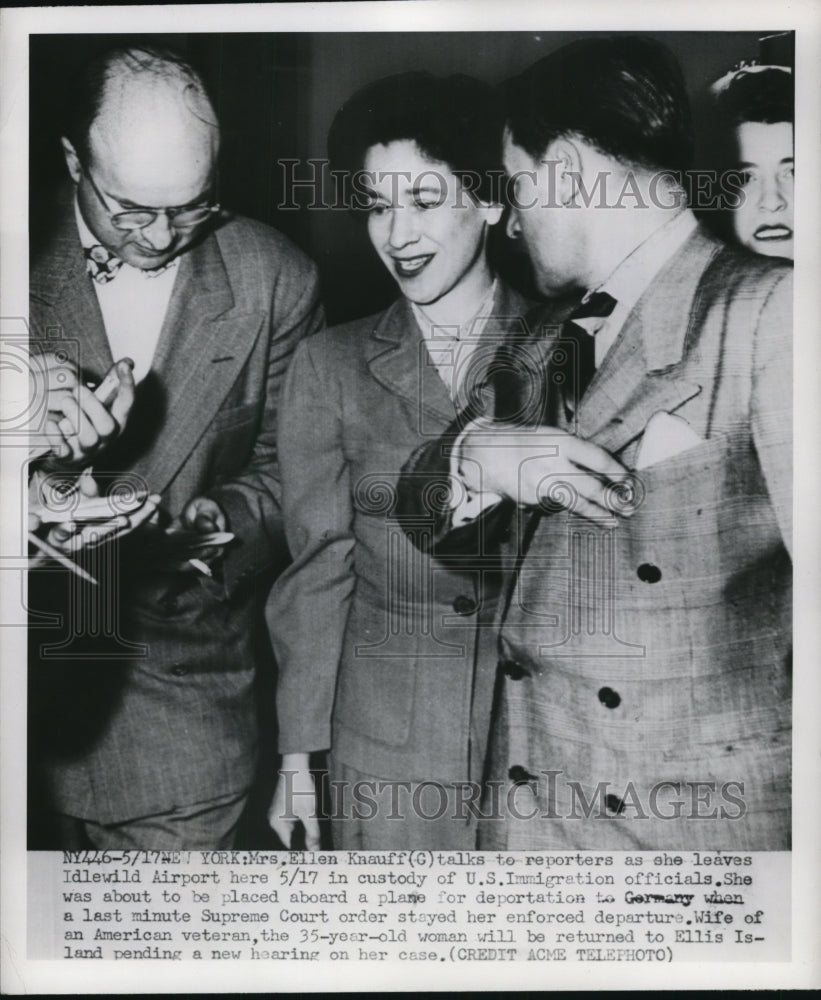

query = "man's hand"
[
  {"left": 44, "top": 495, "right": 161, "bottom": 557},
  {"left": 177, "top": 496, "right": 228, "bottom": 569},
  {"left": 181, "top": 496, "right": 226, "bottom": 535},
  {"left": 460, "top": 424, "right": 634, "bottom": 522},
  {"left": 267, "top": 754, "right": 321, "bottom": 850},
  {"left": 33, "top": 355, "right": 136, "bottom": 467},
  {"left": 29, "top": 468, "right": 161, "bottom": 559}
]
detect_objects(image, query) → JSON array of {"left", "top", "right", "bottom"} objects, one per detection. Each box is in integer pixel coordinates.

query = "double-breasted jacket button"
[
  {"left": 508, "top": 765, "right": 538, "bottom": 786},
  {"left": 598, "top": 686, "right": 621, "bottom": 709},
  {"left": 500, "top": 659, "right": 527, "bottom": 680},
  {"left": 170, "top": 664, "right": 189, "bottom": 677},
  {"left": 637, "top": 563, "right": 662, "bottom": 583},
  {"left": 605, "top": 793, "right": 625, "bottom": 815},
  {"left": 452, "top": 595, "right": 478, "bottom": 616}
]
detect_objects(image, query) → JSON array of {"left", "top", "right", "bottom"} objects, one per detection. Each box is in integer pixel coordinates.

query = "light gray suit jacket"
[
  {"left": 29, "top": 210, "right": 323, "bottom": 824},
  {"left": 268, "top": 284, "right": 530, "bottom": 786},
  {"left": 399, "top": 228, "right": 792, "bottom": 850}
]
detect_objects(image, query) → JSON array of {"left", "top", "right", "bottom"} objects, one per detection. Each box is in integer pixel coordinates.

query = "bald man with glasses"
[
  {"left": 78, "top": 159, "right": 221, "bottom": 237},
  {"left": 28, "top": 44, "right": 323, "bottom": 850}
]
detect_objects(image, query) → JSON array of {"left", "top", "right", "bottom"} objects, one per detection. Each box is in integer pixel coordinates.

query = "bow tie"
[
  {"left": 550, "top": 290, "right": 617, "bottom": 419},
  {"left": 84, "top": 244, "right": 123, "bottom": 284},
  {"left": 84, "top": 244, "right": 176, "bottom": 284},
  {"left": 570, "top": 290, "right": 618, "bottom": 325}
]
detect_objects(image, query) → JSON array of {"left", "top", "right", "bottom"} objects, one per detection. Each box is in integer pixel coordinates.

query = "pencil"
[{"left": 27, "top": 531, "right": 99, "bottom": 585}]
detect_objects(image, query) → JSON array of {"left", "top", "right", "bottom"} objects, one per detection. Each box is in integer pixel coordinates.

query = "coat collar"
[
  {"left": 365, "top": 281, "right": 532, "bottom": 425},
  {"left": 31, "top": 207, "right": 114, "bottom": 378},
  {"left": 125, "top": 217, "right": 262, "bottom": 494}
]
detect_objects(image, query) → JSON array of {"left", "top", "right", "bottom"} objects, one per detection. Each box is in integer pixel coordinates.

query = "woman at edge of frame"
[
  {"left": 709, "top": 62, "right": 794, "bottom": 261},
  {"left": 265, "top": 71, "right": 532, "bottom": 850}
]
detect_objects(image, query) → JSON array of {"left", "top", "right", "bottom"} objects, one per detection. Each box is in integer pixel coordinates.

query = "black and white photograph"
[{"left": 1, "top": 1, "right": 819, "bottom": 993}]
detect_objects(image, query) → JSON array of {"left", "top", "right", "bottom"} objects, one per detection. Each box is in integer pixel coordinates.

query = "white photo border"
[{"left": 1, "top": 1, "right": 819, "bottom": 993}]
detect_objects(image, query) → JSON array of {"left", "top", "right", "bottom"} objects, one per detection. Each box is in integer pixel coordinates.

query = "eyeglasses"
[{"left": 80, "top": 162, "right": 220, "bottom": 232}]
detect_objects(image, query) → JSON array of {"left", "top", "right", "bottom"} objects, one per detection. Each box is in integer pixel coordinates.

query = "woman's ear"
[{"left": 480, "top": 200, "right": 505, "bottom": 227}]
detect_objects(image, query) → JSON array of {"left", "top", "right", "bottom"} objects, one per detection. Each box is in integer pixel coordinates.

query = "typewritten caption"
[{"left": 28, "top": 851, "right": 790, "bottom": 963}]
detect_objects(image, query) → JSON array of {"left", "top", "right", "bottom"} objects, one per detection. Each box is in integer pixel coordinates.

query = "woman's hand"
[{"left": 267, "top": 753, "right": 321, "bottom": 850}]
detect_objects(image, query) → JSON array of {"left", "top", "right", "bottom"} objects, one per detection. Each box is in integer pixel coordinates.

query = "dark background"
[{"left": 30, "top": 30, "right": 785, "bottom": 325}]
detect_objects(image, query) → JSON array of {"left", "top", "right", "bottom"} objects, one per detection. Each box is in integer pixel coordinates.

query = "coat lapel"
[
  {"left": 31, "top": 212, "right": 113, "bottom": 378},
  {"left": 575, "top": 228, "right": 721, "bottom": 456},
  {"left": 127, "top": 225, "right": 265, "bottom": 494},
  {"left": 366, "top": 283, "right": 533, "bottom": 428},
  {"left": 366, "top": 298, "right": 459, "bottom": 427}
]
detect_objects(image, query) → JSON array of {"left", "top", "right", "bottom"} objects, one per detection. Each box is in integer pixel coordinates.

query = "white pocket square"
[{"left": 634, "top": 411, "right": 704, "bottom": 470}]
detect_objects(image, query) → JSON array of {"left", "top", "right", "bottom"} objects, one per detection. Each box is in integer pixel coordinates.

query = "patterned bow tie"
[
  {"left": 84, "top": 244, "right": 123, "bottom": 284},
  {"left": 84, "top": 244, "right": 176, "bottom": 283}
]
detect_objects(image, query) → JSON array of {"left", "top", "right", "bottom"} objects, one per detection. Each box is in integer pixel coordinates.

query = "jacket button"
[
  {"left": 605, "top": 793, "right": 625, "bottom": 815},
  {"left": 452, "top": 595, "right": 478, "bottom": 616},
  {"left": 598, "top": 686, "right": 621, "bottom": 709},
  {"left": 637, "top": 563, "right": 662, "bottom": 583},
  {"left": 501, "top": 659, "right": 527, "bottom": 680},
  {"left": 508, "top": 765, "right": 537, "bottom": 786},
  {"left": 170, "top": 664, "right": 189, "bottom": 677}
]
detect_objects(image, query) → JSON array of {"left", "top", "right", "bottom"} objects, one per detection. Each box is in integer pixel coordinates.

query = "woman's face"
[
  {"left": 731, "top": 120, "right": 794, "bottom": 259},
  {"left": 363, "top": 140, "right": 502, "bottom": 308}
]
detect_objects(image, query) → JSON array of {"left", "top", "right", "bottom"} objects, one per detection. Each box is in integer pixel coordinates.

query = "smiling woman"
[
  {"left": 362, "top": 140, "right": 501, "bottom": 324},
  {"left": 266, "top": 71, "right": 531, "bottom": 851}
]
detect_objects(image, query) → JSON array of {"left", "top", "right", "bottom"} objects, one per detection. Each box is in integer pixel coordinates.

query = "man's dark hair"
[
  {"left": 714, "top": 67, "right": 793, "bottom": 127},
  {"left": 62, "top": 44, "right": 216, "bottom": 165},
  {"left": 503, "top": 35, "right": 693, "bottom": 174},
  {"left": 327, "top": 71, "right": 504, "bottom": 206}
]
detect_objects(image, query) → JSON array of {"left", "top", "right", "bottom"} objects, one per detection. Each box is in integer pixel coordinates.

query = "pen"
[{"left": 27, "top": 530, "right": 99, "bottom": 586}]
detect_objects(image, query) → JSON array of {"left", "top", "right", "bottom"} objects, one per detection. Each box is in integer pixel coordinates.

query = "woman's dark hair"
[
  {"left": 714, "top": 67, "right": 793, "bottom": 127},
  {"left": 328, "top": 71, "right": 504, "bottom": 207},
  {"left": 503, "top": 35, "right": 693, "bottom": 174}
]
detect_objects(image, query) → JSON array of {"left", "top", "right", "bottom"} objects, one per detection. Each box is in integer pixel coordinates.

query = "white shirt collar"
[
  {"left": 411, "top": 279, "right": 499, "bottom": 403},
  {"left": 411, "top": 278, "right": 498, "bottom": 343},
  {"left": 575, "top": 209, "right": 699, "bottom": 366},
  {"left": 586, "top": 208, "right": 698, "bottom": 317}
]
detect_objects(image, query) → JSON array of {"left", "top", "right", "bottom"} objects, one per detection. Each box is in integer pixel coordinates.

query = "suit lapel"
[
  {"left": 127, "top": 225, "right": 265, "bottom": 494},
  {"left": 576, "top": 227, "right": 721, "bottom": 456},
  {"left": 366, "top": 298, "right": 457, "bottom": 426},
  {"left": 366, "top": 283, "right": 534, "bottom": 428},
  {"left": 31, "top": 213, "right": 113, "bottom": 378}
]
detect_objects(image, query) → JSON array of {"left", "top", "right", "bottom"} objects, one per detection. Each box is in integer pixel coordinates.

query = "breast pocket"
[
  {"left": 623, "top": 432, "right": 732, "bottom": 595},
  {"left": 211, "top": 402, "right": 259, "bottom": 432},
  {"left": 206, "top": 403, "right": 260, "bottom": 478}
]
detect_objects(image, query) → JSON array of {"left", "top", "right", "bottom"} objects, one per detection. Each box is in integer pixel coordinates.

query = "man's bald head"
[
  {"left": 65, "top": 46, "right": 219, "bottom": 167},
  {"left": 87, "top": 49, "right": 218, "bottom": 202},
  {"left": 62, "top": 46, "right": 221, "bottom": 270}
]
